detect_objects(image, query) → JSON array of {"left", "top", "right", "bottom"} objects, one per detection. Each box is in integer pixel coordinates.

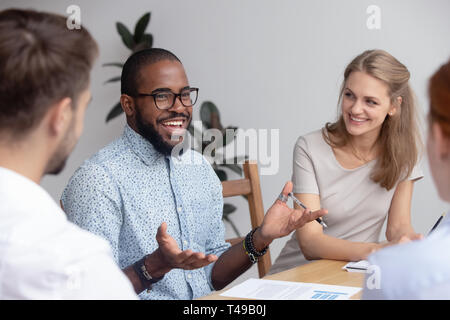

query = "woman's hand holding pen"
[{"left": 252, "top": 181, "right": 328, "bottom": 251}]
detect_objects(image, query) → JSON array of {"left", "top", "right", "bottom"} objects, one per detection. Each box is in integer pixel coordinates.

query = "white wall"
[{"left": 2, "top": 0, "right": 450, "bottom": 288}]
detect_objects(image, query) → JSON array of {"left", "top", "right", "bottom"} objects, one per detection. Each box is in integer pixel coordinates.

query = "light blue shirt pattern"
[
  {"left": 363, "top": 212, "right": 450, "bottom": 299},
  {"left": 61, "top": 125, "right": 230, "bottom": 300}
]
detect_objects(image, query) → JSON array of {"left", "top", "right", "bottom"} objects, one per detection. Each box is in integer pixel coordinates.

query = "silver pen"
[{"left": 288, "top": 192, "right": 328, "bottom": 228}]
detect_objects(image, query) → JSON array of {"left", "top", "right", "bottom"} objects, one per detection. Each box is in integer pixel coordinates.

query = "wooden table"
[{"left": 198, "top": 259, "right": 364, "bottom": 300}]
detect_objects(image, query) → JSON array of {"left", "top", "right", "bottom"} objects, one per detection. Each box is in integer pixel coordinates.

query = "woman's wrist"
[
  {"left": 369, "top": 242, "right": 384, "bottom": 255},
  {"left": 354, "top": 242, "right": 383, "bottom": 261}
]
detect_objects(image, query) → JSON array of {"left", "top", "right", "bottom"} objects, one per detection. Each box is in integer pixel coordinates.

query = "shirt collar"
[{"left": 123, "top": 124, "right": 164, "bottom": 166}]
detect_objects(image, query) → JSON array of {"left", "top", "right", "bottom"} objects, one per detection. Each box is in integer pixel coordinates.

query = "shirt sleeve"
[
  {"left": 292, "top": 136, "right": 320, "bottom": 194},
  {"left": 61, "top": 163, "right": 123, "bottom": 262},
  {"left": 61, "top": 241, "right": 138, "bottom": 300},
  {"left": 363, "top": 227, "right": 450, "bottom": 300},
  {"left": 2, "top": 218, "right": 137, "bottom": 300},
  {"left": 362, "top": 254, "right": 389, "bottom": 300},
  {"left": 201, "top": 158, "right": 231, "bottom": 289},
  {"left": 408, "top": 158, "right": 424, "bottom": 182}
]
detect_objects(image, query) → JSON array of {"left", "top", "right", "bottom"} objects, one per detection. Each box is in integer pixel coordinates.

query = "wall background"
[{"left": 2, "top": 0, "right": 449, "bottom": 289}]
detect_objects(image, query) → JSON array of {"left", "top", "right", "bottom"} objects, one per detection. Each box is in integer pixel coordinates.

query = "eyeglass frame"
[{"left": 134, "top": 87, "right": 199, "bottom": 110}]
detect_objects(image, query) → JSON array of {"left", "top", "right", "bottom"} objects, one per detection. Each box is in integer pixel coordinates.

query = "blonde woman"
[{"left": 270, "top": 50, "right": 423, "bottom": 274}]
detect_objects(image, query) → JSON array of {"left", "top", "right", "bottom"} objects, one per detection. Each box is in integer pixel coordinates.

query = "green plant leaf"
[
  {"left": 102, "top": 62, "right": 124, "bottom": 68},
  {"left": 214, "top": 169, "right": 228, "bottom": 182},
  {"left": 200, "top": 101, "right": 222, "bottom": 129},
  {"left": 187, "top": 124, "right": 201, "bottom": 154},
  {"left": 106, "top": 101, "right": 124, "bottom": 122},
  {"left": 133, "top": 34, "right": 153, "bottom": 53},
  {"left": 223, "top": 203, "right": 237, "bottom": 215},
  {"left": 187, "top": 124, "right": 204, "bottom": 145},
  {"left": 134, "top": 12, "right": 150, "bottom": 43},
  {"left": 223, "top": 155, "right": 249, "bottom": 165},
  {"left": 140, "top": 33, "right": 153, "bottom": 48},
  {"left": 222, "top": 208, "right": 241, "bottom": 237},
  {"left": 103, "top": 76, "right": 121, "bottom": 84},
  {"left": 222, "top": 126, "right": 238, "bottom": 148},
  {"left": 116, "top": 22, "right": 135, "bottom": 50},
  {"left": 220, "top": 164, "right": 243, "bottom": 176}
]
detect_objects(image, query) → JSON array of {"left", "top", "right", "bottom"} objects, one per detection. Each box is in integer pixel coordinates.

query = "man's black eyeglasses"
[{"left": 135, "top": 87, "right": 199, "bottom": 110}]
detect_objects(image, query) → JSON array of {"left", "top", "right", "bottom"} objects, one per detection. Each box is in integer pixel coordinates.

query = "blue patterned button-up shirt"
[{"left": 61, "top": 125, "right": 230, "bottom": 300}]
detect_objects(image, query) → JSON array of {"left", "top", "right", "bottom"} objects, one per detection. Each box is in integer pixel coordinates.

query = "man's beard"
[
  {"left": 134, "top": 104, "right": 191, "bottom": 157},
  {"left": 46, "top": 156, "right": 68, "bottom": 175},
  {"left": 45, "top": 122, "right": 75, "bottom": 175}
]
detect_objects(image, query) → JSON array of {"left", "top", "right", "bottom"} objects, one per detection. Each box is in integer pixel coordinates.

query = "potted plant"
[
  {"left": 189, "top": 101, "right": 248, "bottom": 237},
  {"left": 103, "top": 12, "right": 153, "bottom": 122}
]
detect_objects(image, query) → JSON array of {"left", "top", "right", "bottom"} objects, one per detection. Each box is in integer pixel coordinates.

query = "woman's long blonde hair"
[{"left": 323, "top": 49, "right": 422, "bottom": 190}]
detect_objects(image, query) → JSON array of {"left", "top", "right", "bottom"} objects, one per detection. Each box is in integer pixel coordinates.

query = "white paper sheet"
[
  {"left": 220, "top": 278, "right": 361, "bottom": 300},
  {"left": 342, "top": 260, "right": 370, "bottom": 273}
]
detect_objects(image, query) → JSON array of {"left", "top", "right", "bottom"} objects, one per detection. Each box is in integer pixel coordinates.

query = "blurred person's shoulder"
[
  {"left": 366, "top": 226, "right": 450, "bottom": 299},
  {"left": 0, "top": 205, "right": 135, "bottom": 299}
]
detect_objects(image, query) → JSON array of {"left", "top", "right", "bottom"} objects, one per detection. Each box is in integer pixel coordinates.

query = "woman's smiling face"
[{"left": 341, "top": 71, "right": 398, "bottom": 139}]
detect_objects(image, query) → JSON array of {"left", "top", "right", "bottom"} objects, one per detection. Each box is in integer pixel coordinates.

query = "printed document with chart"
[{"left": 220, "top": 278, "right": 361, "bottom": 300}]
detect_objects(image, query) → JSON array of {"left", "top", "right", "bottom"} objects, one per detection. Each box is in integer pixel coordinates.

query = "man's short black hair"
[{"left": 121, "top": 48, "right": 181, "bottom": 96}]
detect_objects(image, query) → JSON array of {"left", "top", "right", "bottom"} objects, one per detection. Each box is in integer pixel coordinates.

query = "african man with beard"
[{"left": 61, "top": 48, "right": 327, "bottom": 299}]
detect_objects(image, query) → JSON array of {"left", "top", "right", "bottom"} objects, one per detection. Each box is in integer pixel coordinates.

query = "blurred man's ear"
[
  {"left": 47, "top": 97, "right": 73, "bottom": 137},
  {"left": 120, "top": 94, "right": 136, "bottom": 117}
]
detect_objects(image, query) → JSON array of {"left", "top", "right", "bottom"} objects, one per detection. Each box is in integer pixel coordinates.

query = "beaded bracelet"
[{"left": 243, "top": 227, "right": 269, "bottom": 264}]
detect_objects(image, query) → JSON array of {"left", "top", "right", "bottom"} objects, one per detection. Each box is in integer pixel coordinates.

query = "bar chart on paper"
[
  {"left": 310, "top": 290, "right": 350, "bottom": 300},
  {"left": 220, "top": 279, "right": 361, "bottom": 300}
]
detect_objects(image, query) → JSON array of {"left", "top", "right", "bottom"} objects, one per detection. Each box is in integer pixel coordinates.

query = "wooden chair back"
[{"left": 222, "top": 161, "right": 271, "bottom": 278}]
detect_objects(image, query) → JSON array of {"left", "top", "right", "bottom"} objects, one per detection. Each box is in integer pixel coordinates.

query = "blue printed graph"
[{"left": 311, "top": 290, "right": 349, "bottom": 300}]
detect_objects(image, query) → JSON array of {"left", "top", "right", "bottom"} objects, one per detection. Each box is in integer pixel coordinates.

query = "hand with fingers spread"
[
  {"left": 211, "top": 181, "right": 328, "bottom": 290},
  {"left": 255, "top": 181, "right": 328, "bottom": 248},
  {"left": 125, "top": 222, "right": 218, "bottom": 294},
  {"left": 153, "top": 222, "right": 218, "bottom": 272}
]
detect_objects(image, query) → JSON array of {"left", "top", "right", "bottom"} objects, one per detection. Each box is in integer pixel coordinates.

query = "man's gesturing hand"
[
  {"left": 256, "top": 181, "right": 328, "bottom": 247},
  {"left": 155, "top": 222, "right": 218, "bottom": 271}
]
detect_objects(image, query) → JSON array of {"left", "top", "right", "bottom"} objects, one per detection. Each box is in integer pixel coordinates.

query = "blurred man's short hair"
[{"left": 0, "top": 9, "right": 98, "bottom": 138}]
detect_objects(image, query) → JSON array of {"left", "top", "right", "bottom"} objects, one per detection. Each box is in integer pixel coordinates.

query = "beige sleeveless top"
[{"left": 269, "top": 129, "right": 423, "bottom": 275}]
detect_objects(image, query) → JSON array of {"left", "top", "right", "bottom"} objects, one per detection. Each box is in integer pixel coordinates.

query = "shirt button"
[
  {"left": 177, "top": 206, "right": 182, "bottom": 212},
  {"left": 183, "top": 240, "right": 188, "bottom": 246},
  {"left": 187, "top": 274, "right": 192, "bottom": 279}
]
